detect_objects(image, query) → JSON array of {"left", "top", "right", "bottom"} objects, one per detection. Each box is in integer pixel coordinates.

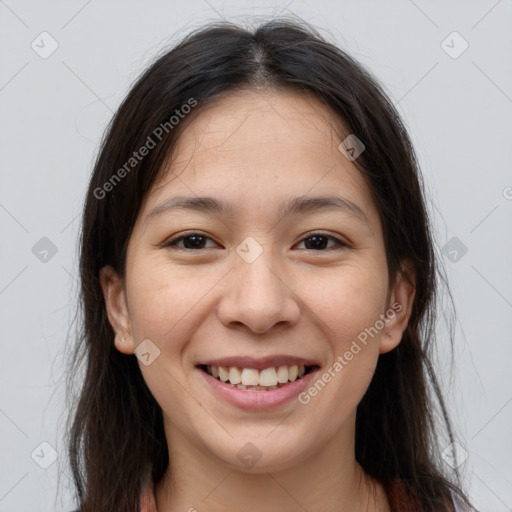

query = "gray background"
[{"left": 1, "top": 1, "right": 511, "bottom": 511}]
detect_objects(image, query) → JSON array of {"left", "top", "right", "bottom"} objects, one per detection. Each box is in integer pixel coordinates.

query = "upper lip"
[{"left": 196, "top": 355, "right": 320, "bottom": 370}]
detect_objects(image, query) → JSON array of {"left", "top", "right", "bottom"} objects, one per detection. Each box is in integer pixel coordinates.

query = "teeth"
[
  {"left": 276, "top": 365, "right": 289, "bottom": 383},
  {"left": 218, "top": 366, "right": 229, "bottom": 382},
  {"left": 228, "top": 367, "right": 242, "bottom": 385},
  {"left": 205, "top": 364, "right": 312, "bottom": 388},
  {"left": 288, "top": 365, "right": 298, "bottom": 381},
  {"left": 259, "top": 367, "right": 278, "bottom": 386},
  {"left": 241, "top": 368, "right": 260, "bottom": 386}
]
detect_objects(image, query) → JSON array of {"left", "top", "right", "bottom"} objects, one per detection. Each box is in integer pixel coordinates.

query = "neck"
[{"left": 154, "top": 414, "right": 390, "bottom": 512}]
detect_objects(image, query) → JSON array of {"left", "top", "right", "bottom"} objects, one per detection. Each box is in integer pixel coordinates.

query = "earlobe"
[
  {"left": 379, "top": 261, "right": 416, "bottom": 354},
  {"left": 99, "top": 265, "right": 135, "bottom": 355}
]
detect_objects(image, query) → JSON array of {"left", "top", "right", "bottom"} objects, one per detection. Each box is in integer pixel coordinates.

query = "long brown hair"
[{"left": 63, "top": 17, "right": 475, "bottom": 511}]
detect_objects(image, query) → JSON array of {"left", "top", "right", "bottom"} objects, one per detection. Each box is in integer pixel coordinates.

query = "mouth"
[{"left": 196, "top": 363, "right": 320, "bottom": 391}]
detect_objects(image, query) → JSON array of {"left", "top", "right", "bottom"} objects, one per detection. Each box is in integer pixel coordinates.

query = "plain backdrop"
[{"left": 0, "top": 1, "right": 511, "bottom": 511}]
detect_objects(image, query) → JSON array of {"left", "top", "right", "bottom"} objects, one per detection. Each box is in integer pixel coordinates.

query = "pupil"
[
  {"left": 305, "top": 235, "right": 327, "bottom": 250},
  {"left": 184, "top": 235, "right": 205, "bottom": 249}
]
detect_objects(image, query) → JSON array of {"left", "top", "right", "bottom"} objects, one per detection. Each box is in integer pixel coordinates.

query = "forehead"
[{"left": 140, "top": 88, "right": 381, "bottom": 235}]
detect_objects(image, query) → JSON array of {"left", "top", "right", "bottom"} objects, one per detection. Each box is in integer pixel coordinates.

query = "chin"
[{"left": 206, "top": 431, "right": 316, "bottom": 473}]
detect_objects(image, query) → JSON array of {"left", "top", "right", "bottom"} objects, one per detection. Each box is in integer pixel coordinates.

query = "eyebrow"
[{"left": 146, "top": 194, "right": 370, "bottom": 226}]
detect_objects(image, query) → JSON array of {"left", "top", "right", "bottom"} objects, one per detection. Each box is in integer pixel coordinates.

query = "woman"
[{"left": 65, "top": 18, "right": 476, "bottom": 511}]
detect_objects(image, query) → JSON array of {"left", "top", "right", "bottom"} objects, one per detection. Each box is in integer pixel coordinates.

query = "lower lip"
[{"left": 196, "top": 367, "right": 319, "bottom": 411}]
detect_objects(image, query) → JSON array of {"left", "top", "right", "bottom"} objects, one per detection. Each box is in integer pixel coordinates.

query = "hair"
[{"left": 63, "top": 17, "right": 475, "bottom": 512}]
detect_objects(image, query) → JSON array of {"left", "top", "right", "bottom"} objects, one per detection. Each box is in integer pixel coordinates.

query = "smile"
[
  {"left": 196, "top": 363, "right": 321, "bottom": 410},
  {"left": 199, "top": 364, "right": 317, "bottom": 390}
]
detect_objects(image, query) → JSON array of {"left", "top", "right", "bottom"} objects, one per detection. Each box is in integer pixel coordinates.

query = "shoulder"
[
  {"left": 384, "top": 478, "right": 422, "bottom": 510},
  {"left": 384, "top": 478, "right": 473, "bottom": 511}
]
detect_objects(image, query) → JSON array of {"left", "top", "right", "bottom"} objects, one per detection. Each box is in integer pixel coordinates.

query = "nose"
[{"left": 216, "top": 249, "right": 301, "bottom": 334}]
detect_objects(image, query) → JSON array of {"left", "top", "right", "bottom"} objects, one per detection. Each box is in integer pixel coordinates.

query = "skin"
[{"left": 100, "top": 88, "right": 416, "bottom": 512}]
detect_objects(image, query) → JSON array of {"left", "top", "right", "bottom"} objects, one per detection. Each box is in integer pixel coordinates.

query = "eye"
[
  {"left": 163, "top": 231, "right": 348, "bottom": 251},
  {"left": 163, "top": 232, "right": 218, "bottom": 250},
  {"left": 295, "top": 231, "right": 348, "bottom": 251}
]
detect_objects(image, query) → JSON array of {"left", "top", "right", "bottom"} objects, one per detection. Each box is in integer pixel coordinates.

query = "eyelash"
[{"left": 163, "top": 231, "right": 349, "bottom": 252}]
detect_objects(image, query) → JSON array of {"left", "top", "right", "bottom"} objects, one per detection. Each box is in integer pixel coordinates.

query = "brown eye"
[
  {"left": 296, "top": 232, "right": 348, "bottom": 251},
  {"left": 163, "top": 231, "right": 348, "bottom": 252},
  {"left": 164, "top": 233, "right": 217, "bottom": 250}
]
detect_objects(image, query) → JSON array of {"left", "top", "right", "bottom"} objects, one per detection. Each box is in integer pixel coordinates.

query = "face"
[{"left": 101, "top": 88, "right": 415, "bottom": 474}]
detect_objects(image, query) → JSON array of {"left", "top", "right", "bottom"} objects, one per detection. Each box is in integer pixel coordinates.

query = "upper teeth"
[{"left": 207, "top": 365, "right": 306, "bottom": 386}]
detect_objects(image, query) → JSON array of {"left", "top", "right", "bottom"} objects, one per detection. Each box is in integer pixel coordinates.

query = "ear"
[
  {"left": 99, "top": 265, "right": 135, "bottom": 355},
  {"left": 379, "top": 260, "right": 416, "bottom": 354}
]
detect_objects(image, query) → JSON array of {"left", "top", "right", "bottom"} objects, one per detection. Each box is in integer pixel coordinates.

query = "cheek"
[
  {"left": 125, "top": 259, "right": 211, "bottom": 341},
  {"left": 126, "top": 262, "right": 206, "bottom": 422},
  {"left": 301, "top": 263, "right": 388, "bottom": 413},
  {"left": 304, "top": 260, "right": 388, "bottom": 343}
]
